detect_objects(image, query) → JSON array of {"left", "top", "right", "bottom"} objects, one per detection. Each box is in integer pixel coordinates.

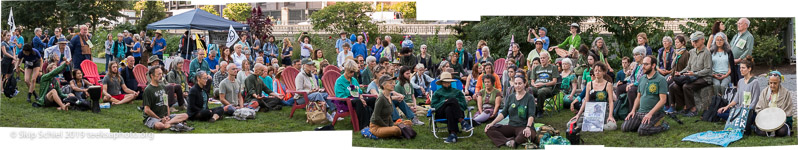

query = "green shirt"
[
  {"left": 479, "top": 89, "right": 501, "bottom": 106},
  {"left": 371, "top": 94, "right": 394, "bottom": 127},
  {"left": 530, "top": 64, "right": 560, "bottom": 87},
  {"left": 501, "top": 92, "right": 536, "bottom": 127},
  {"left": 244, "top": 74, "right": 273, "bottom": 103},
  {"left": 730, "top": 31, "right": 754, "bottom": 60},
  {"left": 142, "top": 84, "right": 168, "bottom": 119},
  {"left": 36, "top": 63, "right": 69, "bottom": 106},
  {"left": 430, "top": 86, "right": 467, "bottom": 110},
  {"left": 636, "top": 73, "right": 668, "bottom": 113},
  {"left": 334, "top": 75, "right": 362, "bottom": 98},
  {"left": 556, "top": 35, "right": 581, "bottom": 51},
  {"left": 394, "top": 82, "right": 414, "bottom": 103}
]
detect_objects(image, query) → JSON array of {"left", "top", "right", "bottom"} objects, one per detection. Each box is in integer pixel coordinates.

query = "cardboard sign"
[{"left": 582, "top": 102, "right": 606, "bottom": 132}]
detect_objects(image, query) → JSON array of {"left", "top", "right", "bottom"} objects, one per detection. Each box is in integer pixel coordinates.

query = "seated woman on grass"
[
  {"left": 753, "top": 71, "right": 795, "bottom": 137},
  {"left": 369, "top": 75, "right": 411, "bottom": 138},
  {"left": 473, "top": 75, "right": 502, "bottom": 124},
  {"left": 35, "top": 58, "right": 74, "bottom": 111},
  {"left": 68, "top": 69, "right": 94, "bottom": 101},
  {"left": 570, "top": 63, "right": 617, "bottom": 130},
  {"left": 484, "top": 72, "right": 536, "bottom": 148}
]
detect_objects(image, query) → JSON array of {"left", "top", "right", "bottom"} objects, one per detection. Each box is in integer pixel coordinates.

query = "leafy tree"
[
  {"left": 383, "top": 2, "right": 416, "bottom": 19},
  {"left": 247, "top": 6, "right": 272, "bottom": 40},
  {"left": 200, "top": 5, "right": 220, "bottom": 16},
  {"left": 223, "top": 3, "right": 251, "bottom": 21},
  {"left": 598, "top": 16, "right": 671, "bottom": 68},
  {"left": 1, "top": 1, "right": 59, "bottom": 30},
  {"left": 2, "top": 0, "right": 129, "bottom": 32},
  {"left": 134, "top": 0, "right": 166, "bottom": 32},
  {"left": 309, "top": 2, "right": 378, "bottom": 35}
]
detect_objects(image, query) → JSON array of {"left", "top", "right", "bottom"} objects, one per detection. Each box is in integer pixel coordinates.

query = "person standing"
[
  {"left": 69, "top": 25, "right": 92, "bottom": 69},
  {"left": 48, "top": 28, "right": 65, "bottom": 48},
  {"left": 263, "top": 36, "right": 279, "bottom": 64},
  {"left": 352, "top": 35, "right": 367, "bottom": 60},
  {"left": 151, "top": 31, "right": 166, "bottom": 63},
  {"left": 730, "top": 18, "right": 755, "bottom": 79},
  {"left": 32, "top": 28, "right": 47, "bottom": 51}
]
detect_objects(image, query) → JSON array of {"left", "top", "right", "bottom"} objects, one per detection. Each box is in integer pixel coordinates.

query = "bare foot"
[{"left": 60, "top": 103, "right": 70, "bottom": 111}]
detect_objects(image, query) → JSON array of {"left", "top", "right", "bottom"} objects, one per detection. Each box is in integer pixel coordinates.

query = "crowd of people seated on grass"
[{"left": 0, "top": 18, "right": 793, "bottom": 144}]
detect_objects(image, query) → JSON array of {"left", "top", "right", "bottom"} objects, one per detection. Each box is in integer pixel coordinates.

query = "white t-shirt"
[
  {"left": 337, "top": 50, "right": 353, "bottom": 67},
  {"left": 231, "top": 52, "right": 247, "bottom": 67},
  {"left": 301, "top": 43, "right": 313, "bottom": 57}
]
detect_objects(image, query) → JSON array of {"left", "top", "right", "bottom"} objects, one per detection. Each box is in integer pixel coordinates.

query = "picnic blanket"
[{"left": 681, "top": 130, "right": 743, "bottom": 147}]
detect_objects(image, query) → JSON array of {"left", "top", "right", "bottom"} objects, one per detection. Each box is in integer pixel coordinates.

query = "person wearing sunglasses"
[{"left": 752, "top": 71, "right": 795, "bottom": 137}]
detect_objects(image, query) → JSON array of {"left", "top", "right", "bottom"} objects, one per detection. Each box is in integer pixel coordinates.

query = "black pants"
[
  {"left": 354, "top": 97, "right": 376, "bottom": 130},
  {"left": 669, "top": 78, "right": 710, "bottom": 110},
  {"left": 615, "top": 83, "right": 638, "bottom": 110},
  {"left": 435, "top": 98, "right": 465, "bottom": 134},
  {"left": 257, "top": 97, "right": 283, "bottom": 112},
  {"left": 189, "top": 106, "right": 224, "bottom": 121},
  {"left": 165, "top": 84, "right": 185, "bottom": 107}
]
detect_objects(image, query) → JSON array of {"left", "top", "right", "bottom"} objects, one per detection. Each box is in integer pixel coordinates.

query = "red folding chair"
[
  {"left": 133, "top": 64, "right": 148, "bottom": 90},
  {"left": 323, "top": 65, "right": 341, "bottom": 74},
  {"left": 321, "top": 70, "right": 361, "bottom": 132},
  {"left": 493, "top": 58, "right": 506, "bottom": 77},
  {"left": 282, "top": 67, "right": 308, "bottom": 118},
  {"left": 81, "top": 60, "right": 105, "bottom": 85},
  {"left": 183, "top": 59, "right": 192, "bottom": 87}
]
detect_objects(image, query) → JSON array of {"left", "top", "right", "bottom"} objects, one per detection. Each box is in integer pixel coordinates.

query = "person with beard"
[
  {"left": 621, "top": 55, "right": 669, "bottom": 135},
  {"left": 102, "top": 61, "right": 140, "bottom": 105}
]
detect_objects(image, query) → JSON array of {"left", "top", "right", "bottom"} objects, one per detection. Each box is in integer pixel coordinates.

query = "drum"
[
  {"left": 88, "top": 86, "right": 102, "bottom": 113},
  {"left": 755, "top": 107, "right": 786, "bottom": 134}
]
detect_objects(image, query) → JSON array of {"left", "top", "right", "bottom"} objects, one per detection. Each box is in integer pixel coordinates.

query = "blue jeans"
[
  {"left": 105, "top": 54, "right": 113, "bottom": 72},
  {"left": 413, "top": 89, "right": 424, "bottom": 98},
  {"left": 391, "top": 101, "right": 416, "bottom": 121}
]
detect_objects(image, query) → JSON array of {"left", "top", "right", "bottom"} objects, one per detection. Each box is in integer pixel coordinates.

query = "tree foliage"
[
  {"left": 223, "top": 3, "right": 251, "bottom": 21},
  {"left": 309, "top": 2, "right": 378, "bottom": 35},
  {"left": 135, "top": 0, "right": 166, "bottom": 32},
  {"left": 2, "top": 0, "right": 130, "bottom": 31},
  {"left": 377, "top": 2, "right": 416, "bottom": 19},
  {"left": 679, "top": 18, "right": 792, "bottom": 67},
  {"left": 247, "top": 6, "right": 272, "bottom": 40},
  {"left": 200, "top": 5, "right": 220, "bottom": 16}
]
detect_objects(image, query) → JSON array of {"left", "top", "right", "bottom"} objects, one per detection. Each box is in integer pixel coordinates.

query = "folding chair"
[
  {"left": 427, "top": 105, "right": 476, "bottom": 139},
  {"left": 80, "top": 60, "right": 105, "bottom": 85},
  {"left": 281, "top": 66, "right": 307, "bottom": 118}
]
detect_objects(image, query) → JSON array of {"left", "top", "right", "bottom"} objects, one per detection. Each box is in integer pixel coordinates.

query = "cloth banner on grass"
[{"left": 682, "top": 130, "right": 743, "bottom": 147}]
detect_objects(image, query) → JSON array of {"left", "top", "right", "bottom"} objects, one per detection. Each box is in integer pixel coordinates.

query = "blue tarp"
[
  {"left": 146, "top": 9, "right": 249, "bottom": 31},
  {"left": 682, "top": 130, "right": 743, "bottom": 147}
]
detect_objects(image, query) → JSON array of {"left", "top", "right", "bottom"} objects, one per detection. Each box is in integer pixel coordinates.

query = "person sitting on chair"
[
  {"left": 484, "top": 72, "right": 536, "bottom": 148},
  {"left": 294, "top": 58, "right": 329, "bottom": 107},
  {"left": 430, "top": 72, "right": 472, "bottom": 143},
  {"left": 369, "top": 75, "right": 411, "bottom": 138},
  {"left": 529, "top": 52, "right": 559, "bottom": 118},
  {"left": 752, "top": 71, "right": 795, "bottom": 137}
]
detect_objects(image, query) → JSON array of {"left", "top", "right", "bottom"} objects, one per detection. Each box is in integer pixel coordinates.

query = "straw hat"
[{"left": 436, "top": 72, "right": 457, "bottom": 85}]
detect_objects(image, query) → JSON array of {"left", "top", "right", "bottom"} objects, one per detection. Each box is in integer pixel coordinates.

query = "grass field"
[
  {"left": 351, "top": 101, "right": 798, "bottom": 149},
  {"left": 1, "top": 63, "right": 796, "bottom": 149}
]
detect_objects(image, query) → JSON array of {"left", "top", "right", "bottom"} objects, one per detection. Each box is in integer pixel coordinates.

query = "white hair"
[
  {"left": 384, "top": 35, "right": 392, "bottom": 40},
  {"left": 662, "top": 36, "right": 673, "bottom": 44},
  {"left": 35, "top": 28, "right": 42, "bottom": 32},
  {"left": 79, "top": 25, "right": 88, "bottom": 29},
  {"left": 415, "top": 63, "right": 425, "bottom": 69},
  {"left": 420, "top": 44, "right": 427, "bottom": 49},
  {"left": 482, "top": 46, "right": 490, "bottom": 53},
  {"left": 633, "top": 46, "right": 646, "bottom": 55},
  {"left": 117, "top": 33, "right": 124, "bottom": 37},
  {"left": 234, "top": 43, "right": 243, "bottom": 49},
  {"left": 739, "top": 18, "right": 750, "bottom": 25},
  {"left": 561, "top": 58, "right": 574, "bottom": 71},
  {"left": 456, "top": 40, "right": 463, "bottom": 44},
  {"left": 540, "top": 50, "right": 550, "bottom": 57},
  {"left": 366, "top": 56, "right": 376, "bottom": 64},
  {"left": 133, "top": 34, "right": 141, "bottom": 41}
]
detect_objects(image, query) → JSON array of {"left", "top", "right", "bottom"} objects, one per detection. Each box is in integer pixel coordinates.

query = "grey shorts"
[{"left": 144, "top": 114, "right": 177, "bottom": 129}]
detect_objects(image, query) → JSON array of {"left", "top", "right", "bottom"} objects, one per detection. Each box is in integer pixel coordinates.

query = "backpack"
[
  {"left": 306, "top": 101, "right": 329, "bottom": 124},
  {"left": 702, "top": 91, "right": 732, "bottom": 122},
  {"left": 613, "top": 93, "right": 630, "bottom": 121},
  {"left": 233, "top": 108, "right": 257, "bottom": 120},
  {"left": 3, "top": 74, "right": 18, "bottom": 98},
  {"left": 566, "top": 118, "right": 583, "bottom": 145}
]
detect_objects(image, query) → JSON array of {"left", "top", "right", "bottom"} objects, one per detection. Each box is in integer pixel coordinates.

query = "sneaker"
[
  {"left": 170, "top": 123, "right": 194, "bottom": 132},
  {"left": 327, "top": 112, "right": 334, "bottom": 122},
  {"left": 661, "top": 122, "right": 670, "bottom": 131},
  {"left": 461, "top": 120, "right": 473, "bottom": 132},
  {"left": 412, "top": 118, "right": 425, "bottom": 125},
  {"left": 506, "top": 140, "right": 516, "bottom": 148},
  {"left": 664, "top": 107, "right": 675, "bottom": 114},
  {"left": 444, "top": 134, "right": 457, "bottom": 143},
  {"left": 684, "top": 111, "right": 698, "bottom": 117}
]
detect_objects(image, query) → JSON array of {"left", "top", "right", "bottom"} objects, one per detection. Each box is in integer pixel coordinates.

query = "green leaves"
[
  {"left": 223, "top": 3, "right": 251, "bottom": 22},
  {"left": 136, "top": 0, "right": 166, "bottom": 32},
  {"left": 200, "top": 5, "right": 220, "bottom": 16},
  {"left": 309, "top": 2, "right": 378, "bottom": 35}
]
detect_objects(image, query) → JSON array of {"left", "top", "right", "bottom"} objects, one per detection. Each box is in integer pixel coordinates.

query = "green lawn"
[
  {"left": 0, "top": 63, "right": 357, "bottom": 133},
  {"left": 352, "top": 102, "right": 797, "bottom": 149}
]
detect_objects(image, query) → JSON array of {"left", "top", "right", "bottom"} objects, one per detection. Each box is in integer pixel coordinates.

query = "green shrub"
[{"left": 752, "top": 35, "right": 785, "bottom": 67}]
